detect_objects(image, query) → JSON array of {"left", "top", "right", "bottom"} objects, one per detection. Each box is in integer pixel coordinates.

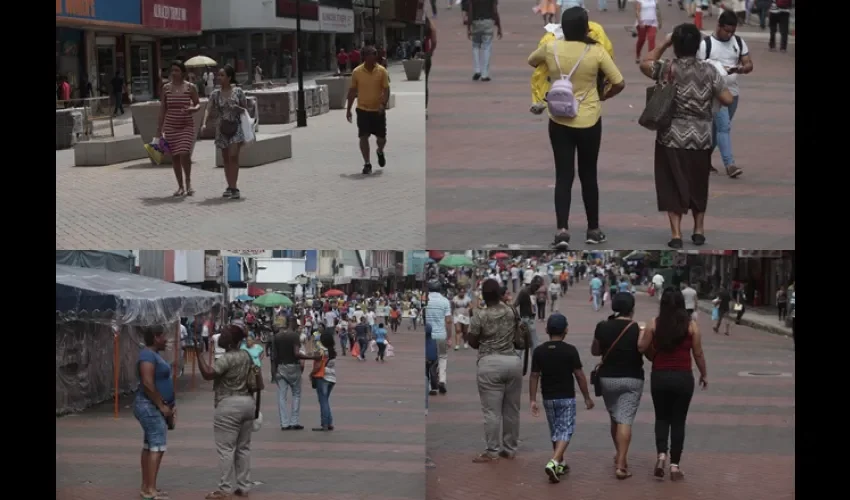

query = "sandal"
[
  {"left": 691, "top": 233, "right": 706, "bottom": 246},
  {"left": 140, "top": 491, "right": 169, "bottom": 500},
  {"left": 497, "top": 450, "right": 515, "bottom": 459},
  {"left": 654, "top": 453, "right": 667, "bottom": 478},
  {"left": 186, "top": 187, "right": 195, "bottom": 196},
  {"left": 472, "top": 453, "right": 499, "bottom": 463},
  {"left": 205, "top": 491, "right": 232, "bottom": 499},
  {"left": 173, "top": 188, "right": 185, "bottom": 197},
  {"left": 670, "top": 464, "right": 685, "bottom": 481},
  {"left": 615, "top": 468, "right": 633, "bottom": 480}
]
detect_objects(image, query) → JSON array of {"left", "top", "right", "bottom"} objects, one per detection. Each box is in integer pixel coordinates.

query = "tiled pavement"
[
  {"left": 56, "top": 65, "right": 425, "bottom": 249},
  {"left": 426, "top": 3, "right": 795, "bottom": 249},
  {"left": 57, "top": 321, "right": 425, "bottom": 500},
  {"left": 426, "top": 287, "right": 794, "bottom": 500}
]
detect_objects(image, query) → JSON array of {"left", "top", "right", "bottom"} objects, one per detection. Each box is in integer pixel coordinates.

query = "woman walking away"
[
  {"left": 468, "top": 279, "right": 526, "bottom": 463},
  {"left": 203, "top": 64, "right": 248, "bottom": 200},
  {"left": 157, "top": 60, "right": 201, "bottom": 197},
  {"left": 195, "top": 325, "right": 260, "bottom": 499},
  {"left": 638, "top": 287, "right": 708, "bottom": 481},
  {"left": 312, "top": 330, "right": 338, "bottom": 431},
  {"left": 639, "top": 24, "right": 734, "bottom": 248},
  {"left": 424, "top": 16, "right": 436, "bottom": 118},
  {"left": 591, "top": 293, "right": 644, "bottom": 479},
  {"left": 635, "top": 0, "right": 660, "bottom": 64},
  {"left": 527, "top": 7, "right": 625, "bottom": 249},
  {"left": 135, "top": 326, "right": 174, "bottom": 500},
  {"left": 373, "top": 322, "right": 389, "bottom": 361}
]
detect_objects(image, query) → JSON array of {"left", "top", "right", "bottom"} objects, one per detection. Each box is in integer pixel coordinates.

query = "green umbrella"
[
  {"left": 439, "top": 254, "right": 474, "bottom": 268},
  {"left": 252, "top": 292, "right": 293, "bottom": 308}
]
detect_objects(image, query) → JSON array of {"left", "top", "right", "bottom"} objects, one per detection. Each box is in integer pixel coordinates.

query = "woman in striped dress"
[{"left": 157, "top": 60, "right": 201, "bottom": 196}]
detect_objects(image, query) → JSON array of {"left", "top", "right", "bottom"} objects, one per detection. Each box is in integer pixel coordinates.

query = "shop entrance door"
[
  {"left": 130, "top": 44, "right": 153, "bottom": 102},
  {"left": 96, "top": 46, "right": 115, "bottom": 96}
]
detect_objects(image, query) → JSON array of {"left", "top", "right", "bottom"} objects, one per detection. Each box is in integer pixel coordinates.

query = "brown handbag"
[
  {"left": 638, "top": 61, "right": 676, "bottom": 131},
  {"left": 590, "top": 321, "right": 635, "bottom": 397}
]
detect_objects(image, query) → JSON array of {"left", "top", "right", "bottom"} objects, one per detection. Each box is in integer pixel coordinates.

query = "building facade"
[{"left": 56, "top": 0, "right": 202, "bottom": 102}]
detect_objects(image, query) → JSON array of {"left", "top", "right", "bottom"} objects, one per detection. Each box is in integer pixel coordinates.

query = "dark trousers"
[
  {"left": 618, "top": 0, "right": 627, "bottom": 9},
  {"left": 769, "top": 11, "right": 790, "bottom": 50},
  {"left": 777, "top": 303, "right": 787, "bottom": 321},
  {"left": 377, "top": 342, "right": 387, "bottom": 360},
  {"left": 536, "top": 301, "right": 546, "bottom": 320},
  {"left": 735, "top": 306, "right": 745, "bottom": 324},
  {"left": 113, "top": 92, "right": 124, "bottom": 114},
  {"left": 425, "top": 52, "right": 432, "bottom": 108},
  {"left": 651, "top": 371, "right": 695, "bottom": 464},
  {"left": 427, "top": 360, "right": 439, "bottom": 390},
  {"left": 358, "top": 338, "right": 368, "bottom": 360},
  {"left": 548, "top": 118, "right": 602, "bottom": 230}
]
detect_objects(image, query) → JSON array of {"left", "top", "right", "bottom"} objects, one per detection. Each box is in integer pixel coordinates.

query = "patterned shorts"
[
  {"left": 134, "top": 397, "right": 168, "bottom": 452},
  {"left": 543, "top": 398, "right": 577, "bottom": 443}
]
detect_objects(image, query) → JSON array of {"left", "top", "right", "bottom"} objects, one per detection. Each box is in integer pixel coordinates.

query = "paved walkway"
[
  {"left": 426, "top": 289, "right": 795, "bottom": 500},
  {"left": 56, "top": 64, "right": 425, "bottom": 249},
  {"left": 57, "top": 320, "right": 425, "bottom": 500},
  {"left": 426, "top": 3, "right": 795, "bottom": 249}
]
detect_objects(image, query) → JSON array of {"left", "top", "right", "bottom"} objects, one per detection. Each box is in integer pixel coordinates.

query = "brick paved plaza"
[
  {"left": 56, "top": 66, "right": 425, "bottom": 249},
  {"left": 57, "top": 322, "right": 424, "bottom": 500},
  {"left": 426, "top": 289, "right": 794, "bottom": 500},
  {"left": 426, "top": 4, "right": 795, "bottom": 249}
]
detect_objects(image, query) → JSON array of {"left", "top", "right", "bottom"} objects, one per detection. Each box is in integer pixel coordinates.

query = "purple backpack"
[{"left": 546, "top": 43, "right": 591, "bottom": 118}]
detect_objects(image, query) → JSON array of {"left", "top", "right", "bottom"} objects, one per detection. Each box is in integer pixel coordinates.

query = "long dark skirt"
[{"left": 654, "top": 142, "right": 711, "bottom": 214}]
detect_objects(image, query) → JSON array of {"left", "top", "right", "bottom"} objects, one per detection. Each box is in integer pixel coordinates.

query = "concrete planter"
[
  {"left": 130, "top": 99, "right": 208, "bottom": 165},
  {"left": 199, "top": 96, "right": 259, "bottom": 140},
  {"left": 246, "top": 84, "right": 329, "bottom": 124},
  {"left": 403, "top": 59, "right": 425, "bottom": 81},
  {"left": 315, "top": 76, "right": 351, "bottom": 109},
  {"left": 56, "top": 108, "right": 84, "bottom": 150}
]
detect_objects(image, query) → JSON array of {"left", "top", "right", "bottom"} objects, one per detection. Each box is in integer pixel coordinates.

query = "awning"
[{"left": 56, "top": 264, "right": 223, "bottom": 326}]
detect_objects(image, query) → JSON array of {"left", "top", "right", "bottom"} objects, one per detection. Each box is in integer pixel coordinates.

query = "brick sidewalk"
[
  {"left": 57, "top": 320, "right": 425, "bottom": 500},
  {"left": 426, "top": 289, "right": 794, "bottom": 500},
  {"left": 426, "top": 4, "right": 795, "bottom": 249},
  {"left": 56, "top": 65, "right": 425, "bottom": 249}
]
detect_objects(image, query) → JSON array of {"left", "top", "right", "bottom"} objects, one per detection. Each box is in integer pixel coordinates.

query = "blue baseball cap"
[{"left": 546, "top": 313, "right": 568, "bottom": 335}]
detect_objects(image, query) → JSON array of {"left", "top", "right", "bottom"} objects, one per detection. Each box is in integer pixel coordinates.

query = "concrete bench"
[
  {"left": 74, "top": 135, "right": 147, "bottom": 166},
  {"left": 215, "top": 133, "right": 292, "bottom": 168},
  {"left": 387, "top": 94, "right": 397, "bottom": 110}
]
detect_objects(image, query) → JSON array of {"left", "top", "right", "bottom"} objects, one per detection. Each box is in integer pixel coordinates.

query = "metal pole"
[
  {"left": 295, "top": 0, "right": 308, "bottom": 127},
  {"left": 372, "top": 1, "right": 377, "bottom": 45}
]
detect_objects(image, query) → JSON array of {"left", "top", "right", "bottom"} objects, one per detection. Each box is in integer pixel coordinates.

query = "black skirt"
[{"left": 654, "top": 142, "right": 711, "bottom": 214}]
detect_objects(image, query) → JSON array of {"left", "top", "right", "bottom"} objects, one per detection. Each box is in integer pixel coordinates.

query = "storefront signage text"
[
  {"left": 319, "top": 6, "right": 355, "bottom": 33},
  {"left": 57, "top": 0, "right": 142, "bottom": 24},
  {"left": 153, "top": 3, "right": 187, "bottom": 21},
  {"left": 276, "top": 0, "right": 320, "bottom": 21},
  {"left": 141, "top": 0, "right": 201, "bottom": 32},
  {"left": 57, "top": 0, "right": 95, "bottom": 17}
]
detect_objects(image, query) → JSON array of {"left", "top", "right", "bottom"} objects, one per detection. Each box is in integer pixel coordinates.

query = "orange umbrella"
[{"left": 324, "top": 289, "right": 345, "bottom": 297}]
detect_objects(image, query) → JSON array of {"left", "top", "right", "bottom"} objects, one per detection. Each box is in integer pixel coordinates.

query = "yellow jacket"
[{"left": 531, "top": 22, "right": 614, "bottom": 104}]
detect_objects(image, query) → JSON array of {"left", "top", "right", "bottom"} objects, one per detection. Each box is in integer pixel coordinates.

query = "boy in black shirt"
[{"left": 529, "top": 313, "right": 594, "bottom": 483}]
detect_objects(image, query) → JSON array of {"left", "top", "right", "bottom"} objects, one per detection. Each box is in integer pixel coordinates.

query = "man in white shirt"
[
  {"left": 698, "top": 10, "right": 754, "bottom": 179},
  {"left": 652, "top": 272, "right": 665, "bottom": 300},
  {"left": 510, "top": 266, "right": 520, "bottom": 293},
  {"left": 523, "top": 266, "right": 535, "bottom": 286},
  {"left": 681, "top": 282, "right": 698, "bottom": 318},
  {"left": 424, "top": 280, "right": 453, "bottom": 394},
  {"left": 202, "top": 67, "right": 215, "bottom": 97}
]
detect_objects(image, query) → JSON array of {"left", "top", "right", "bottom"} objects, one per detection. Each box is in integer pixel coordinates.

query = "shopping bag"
[
  {"left": 386, "top": 344, "right": 395, "bottom": 358},
  {"left": 603, "top": 291, "right": 610, "bottom": 302},
  {"left": 648, "top": 285, "right": 656, "bottom": 297},
  {"left": 143, "top": 137, "right": 169, "bottom": 165},
  {"left": 369, "top": 339, "right": 377, "bottom": 352},
  {"left": 351, "top": 342, "right": 361, "bottom": 358},
  {"left": 711, "top": 307, "right": 719, "bottom": 321},
  {"left": 240, "top": 109, "right": 256, "bottom": 144}
]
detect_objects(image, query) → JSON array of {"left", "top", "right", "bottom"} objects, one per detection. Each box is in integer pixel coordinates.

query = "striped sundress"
[{"left": 162, "top": 83, "right": 197, "bottom": 155}]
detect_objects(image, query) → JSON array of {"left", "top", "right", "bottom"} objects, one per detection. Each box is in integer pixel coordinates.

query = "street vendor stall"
[{"left": 56, "top": 264, "right": 223, "bottom": 416}]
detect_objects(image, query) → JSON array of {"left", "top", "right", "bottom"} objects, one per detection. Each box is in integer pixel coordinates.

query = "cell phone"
[{"left": 726, "top": 66, "right": 739, "bottom": 74}]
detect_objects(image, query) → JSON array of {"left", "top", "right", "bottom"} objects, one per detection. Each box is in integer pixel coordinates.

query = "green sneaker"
[
  {"left": 557, "top": 463, "right": 567, "bottom": 476},
  {"left": 545, "top": 460, "right": 560, "bottom": 483}
]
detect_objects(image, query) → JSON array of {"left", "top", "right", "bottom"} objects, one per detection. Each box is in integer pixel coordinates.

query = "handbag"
[
  {"left": 509, "top": 305, "right": 531, "bottom": 376},
  {"left": 219, "top": 118, "right": 239, "bottom": 137},
  {"left": 590, "top": 321, "right": 635, "bottom": 397},
  {"left": 638, "top": 61, "right": 677, "bottom": 131}
]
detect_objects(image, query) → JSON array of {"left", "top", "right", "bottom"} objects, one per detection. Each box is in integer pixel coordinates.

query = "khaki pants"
[
  {"left": 477, "top": 354, "right": 523, "bottom": 456},
  {"left": 214, "top": 395, "right": 255, "bottom": 493}
]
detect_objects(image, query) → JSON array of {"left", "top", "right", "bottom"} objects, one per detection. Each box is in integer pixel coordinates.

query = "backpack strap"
[
  {"left": 735, "top": 35, "right": 744, "bottom": 62},
  {"left": 703, "top": 36, "right": 712, "bottom": 60},
  {"left": 550, "top": 42, "right": 591, "bottom": 80}
]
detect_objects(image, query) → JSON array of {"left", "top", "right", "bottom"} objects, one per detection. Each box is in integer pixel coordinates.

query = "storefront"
[
  {"left": 56, "top": 27, "right": 86, "bottom": 97},
  {"left": 140, "top": 0, "right": 203, "bottom": 99},
  {"left": 319, "top": 2, "right": 356, "bottom": 60}
]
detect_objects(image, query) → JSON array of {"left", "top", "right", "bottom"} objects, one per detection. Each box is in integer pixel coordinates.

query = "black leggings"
[
  {"left": 377, "top": 342, "right": 387, "bottom": 360},
  {"left": 651, "top": 371, "right": 694, "bottom": 465},
  {"left": 548, "top": 118, "right": 602, "bottom": 230},
  {"left": 617, "top": 0, "right": 627, "bottom": 9},
  {"left": 537, "top": 301, "right": 546, "bottom": 320},
  {"left": 425, "top": 53, "right": 432, "bottom": 108}
]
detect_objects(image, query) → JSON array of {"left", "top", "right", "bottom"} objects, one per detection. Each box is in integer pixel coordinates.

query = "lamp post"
[
  {"left": 371, "top": 0, "right": 377, "bottom": 46},
  {"left": 295, "top": 0, "right": 307, "bottom": 127}
]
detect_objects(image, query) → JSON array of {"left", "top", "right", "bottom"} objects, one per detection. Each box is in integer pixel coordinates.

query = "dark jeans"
[
  {"left": 114, "top": 92, "right": 124, "bottom": 114},
  {"left": 358, "top": 338, "right": 368, "bottom": 360},
  {"left": 769, "top": 11, "right": 790, "bottom": 50},
  {"left": 618, "top": 0, "right": 627, "bottom": 9},
  {"left": 777, "top": 303, "right": 787, "bottom": 321},
  {"left": 651, "top": 371, "right": 695, "bottom": 465},
  {"left": 377, "top": 342, "right": 387, "bottom": 360},
  {"left": 757, "top": 7, "right": 768, "bottom": 28},
  {"left": 314, "top": 378, "right": 335, "bottom": 428},
  {"left": 548, "top": 118, "right": 602, "bottom": 230},
  {"left": 536, "top": 301, "right": 546, "bottom": 320},
  {"left": 427, "top": 360, "right": 439, "bottom": 390}
]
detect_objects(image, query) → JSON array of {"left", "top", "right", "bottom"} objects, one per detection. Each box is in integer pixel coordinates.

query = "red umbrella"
[
  {"left": 247, "top": 285, "right": 265, "bottom": 297},
  {"left": 324, "top": 289, "right": 345, "bottom": 297},
  {"left": 492, "top": 252, "right": 510, "bottom": 260},
  {"left": 428, "top": 250, "right": 445, "bottom": 261}
]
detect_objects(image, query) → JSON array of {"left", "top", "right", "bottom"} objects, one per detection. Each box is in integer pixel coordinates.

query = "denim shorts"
[{"left": 134, "top": 397, "right": 168, "bottom": 452}]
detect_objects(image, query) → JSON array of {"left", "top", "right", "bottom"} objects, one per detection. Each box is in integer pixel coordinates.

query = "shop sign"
[
  {"left": 221, "top": 250, "right": 273, "bottom": 258},
  {"left": 56, "top": 0, "right": 142, "bottom": 25},
  {"left": 737, "top": 250, "right": 784, "bottom": 259},
  {"left": 142, "top": 0, "right": 202, "bottom": 32},
  {"left": 320, "top": 0, "right": 354, "bottom": 8},
  {"left": 319, "top": 6, "right": 355, "bottom": 33},
  {"left": 276, "top": 0, "right": 320, "bottom": 21}
]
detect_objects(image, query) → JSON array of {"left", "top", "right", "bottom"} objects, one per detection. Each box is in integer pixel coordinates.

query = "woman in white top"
[
  {"left": 452, "top": 288, "right": 472, "bottom": 351},
  {"left": 635, "top": 0, "right": 661, "bottom": 63}
]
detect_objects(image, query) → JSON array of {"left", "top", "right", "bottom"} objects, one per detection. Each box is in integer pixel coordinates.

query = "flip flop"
[
  {"left": 205, "top": 491, "right": 232, "bottom": 499},
  {"left": 615, "top": 468, "right": 633, "bottom": 480},
  {"left": 472, "top": 453, "right": 499, "bottom": 463}
]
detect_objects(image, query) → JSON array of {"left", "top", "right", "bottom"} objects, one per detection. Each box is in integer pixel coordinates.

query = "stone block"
[
  {"left": 74, "top": 135, "right": 147, "bottom": 166},
  {"left": 315, "top": 77, "right": 349, "bottom": 109},
  {"left": 56, "top": 109, "right": 83, "bottom": 150},
  {"left": 403, "top": 59, "right": 424, "bottom": 81},
  {"left": 386, "top": 94, "right": 397, "bottom": 110},
  {"left": 215, "top": 133, "right": 293, "bottom": 168},
  {"left": 130, "top": 99, "right": 208, "bottom": 164},
  {"left": 245, "top": 90, "right": 297, "bottom": 124}
]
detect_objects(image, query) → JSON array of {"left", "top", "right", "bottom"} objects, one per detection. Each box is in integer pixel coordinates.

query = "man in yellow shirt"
[{"left": 346, "top": 46, "right": 391, "bottom": 175}]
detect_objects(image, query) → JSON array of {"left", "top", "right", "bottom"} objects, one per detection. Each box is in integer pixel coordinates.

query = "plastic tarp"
[
  {"left": 56, "top": 264, "right": 223, "bottom": 326},
  {"left": 55, "top": 250, "right": 135, "bottom": 274}
]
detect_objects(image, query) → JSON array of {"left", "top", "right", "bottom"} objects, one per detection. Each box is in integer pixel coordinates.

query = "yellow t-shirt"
[
  {"left": 350, "top": 63, "right": 390, "bottom": 112},
  {"left": 527, "top": 40, "right": 624, "bottom": 129}
]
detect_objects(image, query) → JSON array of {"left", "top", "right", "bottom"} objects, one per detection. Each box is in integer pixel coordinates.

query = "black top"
[
  {"left": 272, "top": 331, "right": 300, "bottom": 366},
  {"left": 355, "top": 323, "right": 370, "bottom": 340},
  {"left": 717, "top": 290, "right": 732, "bottom": 312},
  {"left": 111, "top": 76, "right": 124, "bottom": 94},
  {"left": 469, "top": 0, "right": 495, "bottom": 21},
  {"left": 593, "top": 319, "right": 644, "bottom": 380},
  {"left": 531, "top": 341, "right": 583, "bottom": 400},
  {"left": 515, "top": 289, "right": 534, "bottom": 318}
]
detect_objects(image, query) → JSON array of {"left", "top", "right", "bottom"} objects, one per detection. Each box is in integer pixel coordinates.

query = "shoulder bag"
[
  {"left": 590, "top": 321, "right": 635, "bottom": 397},
  {"left": 508, "top": 305, "right": 531, "bottom": 376},
  {"left": 638, "top": 60, "right": 676, "bottom": 131}
]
